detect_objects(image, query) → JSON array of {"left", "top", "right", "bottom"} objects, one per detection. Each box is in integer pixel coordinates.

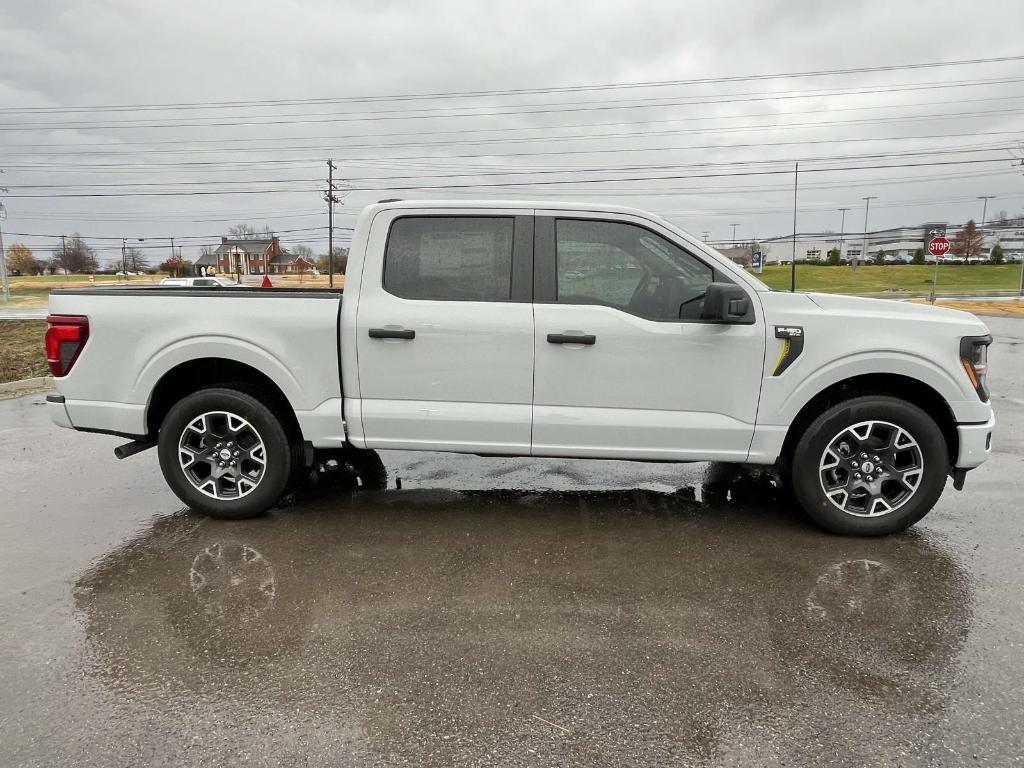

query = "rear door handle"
[
  {"left": 547, "top": 333, "right": 596, "bottom": 345},
  {"left": 369, "top": 328, "right": 415, "bottom": 340}
]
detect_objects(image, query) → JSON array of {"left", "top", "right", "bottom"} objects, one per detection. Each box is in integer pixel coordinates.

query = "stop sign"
[{"left": 928, "top": 236, "right": 951, "bottom": 257}]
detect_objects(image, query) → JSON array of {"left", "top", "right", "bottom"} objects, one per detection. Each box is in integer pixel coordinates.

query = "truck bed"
[{"left": 47, "top": 287, "right": 346, "bottom": 446}]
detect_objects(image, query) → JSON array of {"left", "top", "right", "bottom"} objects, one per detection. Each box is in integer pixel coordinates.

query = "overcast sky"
[{"left": 2, "top": 0, "right": 1024, "bottom": 265}]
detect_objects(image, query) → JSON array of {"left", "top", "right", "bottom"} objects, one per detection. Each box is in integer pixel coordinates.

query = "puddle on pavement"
[{"left": 71, "top": 459, "right": 971, "bottom": 765}]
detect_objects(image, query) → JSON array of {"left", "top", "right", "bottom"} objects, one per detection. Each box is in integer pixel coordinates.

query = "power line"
[
  {"left": 5, "top": 77, "right": 1023, "bottom": 132},
  {"left": 6, "top": 91, "right": 1022, "bottom": 154},
  {"left": 4, "top": 53, "right": 1023, "bottom": 114},
  {"left": 2, "top": 156, "right": 1014, "bottom": 198},
  {"left": 3, "top": 143, "right": 1015, "bottom": 192}
]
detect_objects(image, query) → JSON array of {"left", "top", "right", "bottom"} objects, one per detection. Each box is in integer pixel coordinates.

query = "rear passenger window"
[{"left": 384, "top": 217, "right": 514, "bottom": 301}]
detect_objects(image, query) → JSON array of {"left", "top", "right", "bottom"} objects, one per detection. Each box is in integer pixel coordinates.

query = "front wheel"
[
  {"left": 790, "top": 396, "right": 949, "bottom": 536},
  {"left": 157, "top": 387, "right": 294, "bottom": 519}
]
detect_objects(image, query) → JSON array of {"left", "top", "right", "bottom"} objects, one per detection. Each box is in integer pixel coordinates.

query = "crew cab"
[{"left": 45, "top": 200, "right": 995, "bottom": 535}]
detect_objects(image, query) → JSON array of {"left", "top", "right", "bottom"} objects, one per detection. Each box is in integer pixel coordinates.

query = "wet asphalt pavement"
[{"left": 1, "top": 317, "right": 1022, "bottom": 767}]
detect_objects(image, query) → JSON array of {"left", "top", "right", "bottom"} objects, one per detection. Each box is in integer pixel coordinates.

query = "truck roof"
[{"left": 364, "top": 199, "right": 658, "bottom": 218}]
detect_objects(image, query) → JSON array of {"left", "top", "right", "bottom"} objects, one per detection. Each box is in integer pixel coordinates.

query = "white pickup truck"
[{"left": 45, "top": 200, "right": 994, "bottom": 535}]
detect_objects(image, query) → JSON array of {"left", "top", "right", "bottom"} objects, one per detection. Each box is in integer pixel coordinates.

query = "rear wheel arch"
[
  {"left": 146, "top": 358, "right": 303, "bottom": 447},
  {"left": 779, "top": 373, "right": 959, "bottom": 468}
]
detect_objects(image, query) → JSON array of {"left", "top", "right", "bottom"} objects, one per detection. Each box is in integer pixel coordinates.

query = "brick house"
[{"left": 208, "top": 236, "right": 282, "bottom": 275}]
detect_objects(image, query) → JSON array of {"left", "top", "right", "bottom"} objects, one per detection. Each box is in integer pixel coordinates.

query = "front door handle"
[
  {"left": 369, "top": 328, "right": 415, "bottom": 340},
  {"left": 547, "top": 333, "right": 596, "bottom": 345}
]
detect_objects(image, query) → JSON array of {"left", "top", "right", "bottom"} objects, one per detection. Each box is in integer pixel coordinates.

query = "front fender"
[{"left": 763, "top": 350, "right": 987, "bottom": 426}]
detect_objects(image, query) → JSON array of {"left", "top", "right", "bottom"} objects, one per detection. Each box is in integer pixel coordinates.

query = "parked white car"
[
  {"left": 45, "top": 200, "right": 994, "bottom": 535},
  {"left": 160, "top": 276, "right": 241, "bottom": 287}
]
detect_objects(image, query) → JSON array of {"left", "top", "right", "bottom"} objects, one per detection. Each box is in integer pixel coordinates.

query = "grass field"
[
  {"left": 3, "top": 274, "right": 159, "bottom": 307},
  {"left": 0, "top": 321, "right": 48, "bottom": 384},
  {"left": 756, "top": 264, "right": 1023, "bottom": 294}
]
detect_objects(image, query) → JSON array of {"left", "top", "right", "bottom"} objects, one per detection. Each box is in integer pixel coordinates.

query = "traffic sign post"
[{"left": 928, "top": 236, "right": 951, "bottom": 303}]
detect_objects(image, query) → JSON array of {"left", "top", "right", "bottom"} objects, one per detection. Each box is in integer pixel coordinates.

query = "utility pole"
[
  {"left": 859, "top": 196, "right": 877, "bottom": 272},
  {"left": 121, "top": 237, "right": 127, "bottom": 280},
  {"left": 169, "top": 237, "right": 175, "bottom": 276},
  {"left": 0, "top": 198, "right": 9, "bottom": 303},
  {"left": 324, "top": 159, "right": 340, "bottom": 288},
  {"left": 837, "top": 207, "right": 851, "bottom": 262},
  {"left": 731, "top": 223, "right": 739, "bottom": 243},
  {"left": 0, "top": 180, "right": 7, "bottom": 302},
  {"left": 790, "top": 162, "right": 798, "bottom": 292},
  {"left": 702, "top": 231, "right": 709, "bottom": 243}
]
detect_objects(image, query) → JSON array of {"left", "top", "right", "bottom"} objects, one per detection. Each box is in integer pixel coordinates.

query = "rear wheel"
[
  {"left": 791, "top": 396, "right": 949, "bottom": 536},
  {"left": 158, "top": 387, "right": 294, "bottom": 519}
]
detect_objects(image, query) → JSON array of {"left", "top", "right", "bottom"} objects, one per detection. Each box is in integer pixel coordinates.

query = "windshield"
[{"left": 216, "top": 278, "right": 239, "bottom": 286}]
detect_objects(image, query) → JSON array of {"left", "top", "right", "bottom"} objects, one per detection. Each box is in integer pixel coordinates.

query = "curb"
[{"left": 0, "top": 376, "right": 54, "bottom": 396}]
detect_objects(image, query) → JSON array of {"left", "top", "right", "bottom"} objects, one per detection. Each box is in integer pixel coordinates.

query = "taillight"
[
  {"left": 960, "top": 334, "right": 992, "bottom": 402},
  {"left": 45, "top": 314, "right": 89, "bottom": 377}
]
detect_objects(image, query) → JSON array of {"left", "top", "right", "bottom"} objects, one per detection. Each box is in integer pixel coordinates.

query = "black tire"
[
  {"left": 790, "top": 395, "right": 948, "bottom": 536},
  {"left": 157, "top": 387, "right": 294, "bottom": 519}
]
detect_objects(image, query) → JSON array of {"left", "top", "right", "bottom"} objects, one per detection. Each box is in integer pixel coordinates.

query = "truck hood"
[{"left": 803, "top": 292, "right": 990, "bottom": 334}]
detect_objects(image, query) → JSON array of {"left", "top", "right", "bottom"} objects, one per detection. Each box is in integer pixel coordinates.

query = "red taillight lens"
[{"left": 45, "top": 314, "right": 89, "bottom": 377}]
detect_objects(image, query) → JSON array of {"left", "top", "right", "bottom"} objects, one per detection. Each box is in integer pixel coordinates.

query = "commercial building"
[{"left": 754, "top": 223, "right": 1024, "bottom": 265}]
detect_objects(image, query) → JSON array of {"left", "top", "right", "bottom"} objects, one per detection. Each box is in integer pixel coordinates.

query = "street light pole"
[
  {"left": 837, "top": 207, "right": 851, "bottom": 262},
  {"left": 790, "top": 162, "right": 799, "bottom": 292},
  {"left": 859, "top": 196, "right": 877, "bottom": 271},
  {"left": 978, "top": 195, "right": 995, "bottom": 227}
]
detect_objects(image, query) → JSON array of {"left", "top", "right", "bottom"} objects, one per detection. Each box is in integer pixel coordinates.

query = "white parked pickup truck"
[{"left": 45, "top": 200, "right": 994, "bottom": 535}]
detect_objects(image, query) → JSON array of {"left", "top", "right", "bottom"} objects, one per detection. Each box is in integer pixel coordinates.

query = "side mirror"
[{"left": 700, "top": 282, "right": 754, "bottom": 324}]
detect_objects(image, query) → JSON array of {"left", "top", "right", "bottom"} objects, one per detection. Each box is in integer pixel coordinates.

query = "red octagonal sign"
[{"left": 928, "top": 236, "right": 951, "bottom": 257}]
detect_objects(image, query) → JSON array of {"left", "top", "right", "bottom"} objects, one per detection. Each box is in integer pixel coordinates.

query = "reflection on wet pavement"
[{"left": 72, "top": 475, "right": 970, "bottom": 766}]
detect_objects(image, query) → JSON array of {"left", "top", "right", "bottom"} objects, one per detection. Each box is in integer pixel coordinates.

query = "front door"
[
  {"left": 355, "top": 209, "right": 535, "bottom": 453},
  {"left": 532, "top": 212, "right": 765, "bottom": 461}
]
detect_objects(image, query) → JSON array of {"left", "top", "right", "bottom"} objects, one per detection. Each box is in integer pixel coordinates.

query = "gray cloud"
[{"left": 1, "top": 0, "right": 1023, "bottom": 262}]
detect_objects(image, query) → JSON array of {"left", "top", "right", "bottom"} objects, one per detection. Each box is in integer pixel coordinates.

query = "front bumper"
[{"left": 955, "top": 413, "right": 995, "bottom": 469}]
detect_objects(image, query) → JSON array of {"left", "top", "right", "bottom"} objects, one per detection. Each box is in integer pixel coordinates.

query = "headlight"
[{"left": 960, "top": 335, "right": 992, "bottom": 401}]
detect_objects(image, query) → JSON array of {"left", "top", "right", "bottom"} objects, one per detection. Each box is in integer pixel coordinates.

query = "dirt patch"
[{"left": 912, "top": 299, "right": 1024, "bottom": 317}]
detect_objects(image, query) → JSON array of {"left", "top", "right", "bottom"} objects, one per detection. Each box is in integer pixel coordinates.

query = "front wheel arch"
[{"left": 779, "top": 373, "right": 959, "bottom": 470}]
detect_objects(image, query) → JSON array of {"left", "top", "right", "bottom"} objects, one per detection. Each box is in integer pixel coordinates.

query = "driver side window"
[{"left": 554, "top": 218, "right": 714, "bottom": 321}]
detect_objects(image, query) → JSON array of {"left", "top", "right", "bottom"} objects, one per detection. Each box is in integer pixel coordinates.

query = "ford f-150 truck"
[{"left": 45, "top": 200, "right": 994, "bottom": 535}]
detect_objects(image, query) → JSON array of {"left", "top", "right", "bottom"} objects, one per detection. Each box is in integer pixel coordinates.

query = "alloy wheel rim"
[
  {"left": 818, "top": 420, "right": 924, "bottom": 517},
  {"left": 178, "top": 411, "right": 266, "bottom": 500}
]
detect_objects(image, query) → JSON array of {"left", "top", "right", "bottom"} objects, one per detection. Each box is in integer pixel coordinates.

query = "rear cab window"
[{"left": 383, "top": 217, "right": 515, "bottom": 301}]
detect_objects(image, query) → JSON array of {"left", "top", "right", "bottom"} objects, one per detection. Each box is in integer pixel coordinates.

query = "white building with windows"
[{"left": 756, "top": 222, "right": 1024, "bottom": 265}]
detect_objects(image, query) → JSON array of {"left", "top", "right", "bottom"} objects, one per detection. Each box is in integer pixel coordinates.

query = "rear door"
[
  {"left": 532, "top": 211, "right": 765, "bottom": 461},
  {"left": 355, "top": 209, "right": 535, "bottom": 453}
]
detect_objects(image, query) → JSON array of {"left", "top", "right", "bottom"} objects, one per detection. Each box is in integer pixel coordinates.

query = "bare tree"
[
  {"left": 228, "top": 223, "right": 258, "bottom": 239},
  {"left": 55, "top": 234, "right": 99, "bottom": 275},
  {"left": 315, "top": 246, "right": 349, "bottom": 274},
  {"left": 124, "top": 246, "right": 148, "bottom": 273}
]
